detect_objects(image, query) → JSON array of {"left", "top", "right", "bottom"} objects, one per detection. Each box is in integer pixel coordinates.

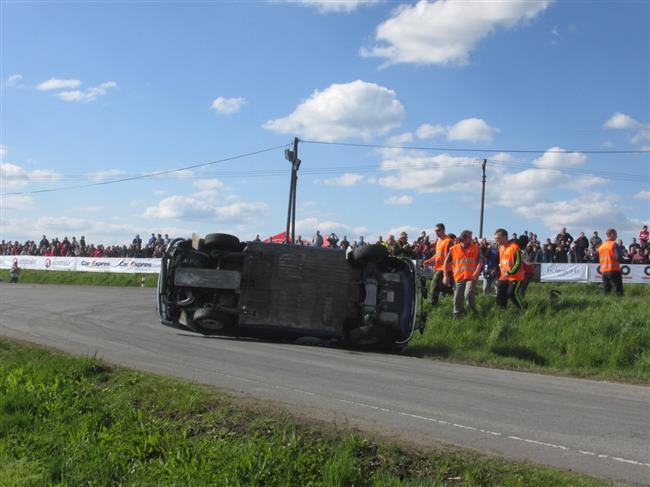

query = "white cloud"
[
  {"left": 361, "top": 0, "right": 552, "bottom": 67},
  {"left": 533, "top": 147, "right": 586, "bottom": 168},
  {"left": 0, "top": 195, "right": 33, "bottom": 209},
  {"left": 413, "top": 118, "right": 499, "bottom": 143},
  {"left": 28, "top": 169, "right": 61, "bottom": 181},
  {"left": 295, "top": 216, "right": 367, "bottom": 238},
  {"left": 263, "top": 80, "right": 404, "bottom": 141},
  {"left": 86, "top": 170, "right": 127, "bottom": 181},
  {"left": 515, "top": 194, "right": 640, "bottom": 232},
  {"left": 1, "top": 162, "right": 26, "bottom": 178},
  {"left": 634, "top": 190, "right": 650, "bottom": 200},
  {"left": 193, "top": 178, "right": 226, "bottom": 190},
  {"left": 384, "top": 195, "right": 413, "bottom": 206},
  {"left": 603, "top": 112, "right": 650, "bottom": 144},
  {"left": 415, "top": 123, "right": 446, "bottom": 140},
  {"left": 36, "top": 78, "right": 81, "bottom": 91},
  {"left": 6, "top": 74, "right": 23, "bottom": 87},
  {"left": 378, "top": 153, "right": 480, "bottom": 193},
  {"left": 447, "top": 118, "right": 499, "bottom": 143},
  {"left": 143, "top": 195, "right": 268, "bottom": 222},
  {"left": 318, "top": 173, "right": 365, "bottom": 186},
  {"left": 57, "top": 81, "right": 117, "bottom": 103},
  {"left": 284, "top": 0, "right": 382, "bottom": 13},
  {"left": 0, "top": 162, "right": 61, "bottom": 186},
  {"left": 374, "top": 148, "right": 604, "bottom": 211},
  {"left": 387, "top": 132, "right": 413, "bottom": 145},
  {"left": 210, "top": 96, "right": 247, "bottom": 115}
]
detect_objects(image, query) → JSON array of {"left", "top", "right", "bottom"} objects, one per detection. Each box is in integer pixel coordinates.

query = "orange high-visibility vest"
[
  {"left": 450, "top": 242, "right": 480, "bottom": 282},
  {"left": 499, "top": 242, "right": 524, "bottom": 281},
  {"left": 433, "top": 237, "right": 453, "bottom": 271},
  {"left": 598, "top": 240, "right": 620, "bottom": 273}
]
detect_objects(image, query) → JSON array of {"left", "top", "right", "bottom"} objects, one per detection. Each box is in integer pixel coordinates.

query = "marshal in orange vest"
[
  {"left": 498, "top": 241, "right": 524, "bottom": 281},
  {"left": 449, "top": 242, "right": 480, "bottom": 282},
  {"left": 598, "top": 240, "right": 620, "bottom": 273}
]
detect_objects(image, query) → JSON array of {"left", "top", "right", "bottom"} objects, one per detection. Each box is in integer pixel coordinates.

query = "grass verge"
[
  {"left": 0, "top": 269, "right": 158, "bottom": 287},
  {"left": 0, "top": 338, "right": 608, "bottom": 487},
  {"left": 407, "top": 283, "right": 650, "bottom": 383}
]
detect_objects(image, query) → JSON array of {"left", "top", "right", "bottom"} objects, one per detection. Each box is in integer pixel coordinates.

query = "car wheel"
[
  {"left": 203, "top": 233, "right": 241, "bottom": 252},
  {"left": 349, "top": 325, "right": 387, "bottom": 346},
  {"left": 191, "top": 307, "right": 237, "bottom": 335},
  {"left": 352, "top": 244, "right": 389, "bottom": 264}
]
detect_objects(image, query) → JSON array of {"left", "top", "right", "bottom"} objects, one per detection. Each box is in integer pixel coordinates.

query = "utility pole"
[
  {"left": 284, "top": 137, "right": 301, "bottom": 244},
  {"left": 479, "top": 159, "right": 487, "bottom": 239}
]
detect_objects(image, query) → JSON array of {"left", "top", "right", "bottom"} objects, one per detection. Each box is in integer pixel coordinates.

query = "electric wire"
[
  {"left": 1, "top": 144, "right": 288, "bottom": 196},
  {"left": 300, "top": 139, "right": 650, "bottom": 155}
]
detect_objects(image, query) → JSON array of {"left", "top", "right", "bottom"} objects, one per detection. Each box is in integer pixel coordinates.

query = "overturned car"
[{"left": 157, "top": 233, "right": 419, "bottom": 349}]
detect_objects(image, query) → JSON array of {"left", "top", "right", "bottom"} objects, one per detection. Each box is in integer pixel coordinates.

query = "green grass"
[
  {"left": 0, "top": 269, "right": 158, "bottom": 287},
  {"left": 0, "top": 338, "right": 608, "bottom": 487},
  {"left": 406, "top": 283, "right": 650, "bottom": 383}
]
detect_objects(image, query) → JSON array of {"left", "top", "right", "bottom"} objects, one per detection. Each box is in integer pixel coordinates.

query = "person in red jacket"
[
  {"left": 494, "top": 228, "right": 525, "bottom": 309},
  {"left": 640, "top": 225, "right": 649, "bottom": 248}
]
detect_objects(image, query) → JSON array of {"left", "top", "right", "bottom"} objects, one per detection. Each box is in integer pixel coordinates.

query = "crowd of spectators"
[
  {"left": 1, "top": 233, "right": 171, "bottom": 259},
  {"left": 302, "top": 225, "right": 650, "bottom": 265},
  {"left": 2, "top": 225, "right": 649, "bottom": 265}
]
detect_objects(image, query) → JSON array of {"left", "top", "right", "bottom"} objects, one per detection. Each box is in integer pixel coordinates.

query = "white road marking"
[
  {"left": 262, "top": 381, "right": 650, "bottom": 470},
  {"left": 160, "top": 358, "right": 650, "bottom": 471}
]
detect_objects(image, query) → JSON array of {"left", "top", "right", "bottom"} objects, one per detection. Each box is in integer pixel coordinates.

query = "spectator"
[
  {"left": 480, "top": 240, "right": 499, "bottom": 295},
  {"left": 357, "top": 236, "right": 367, "bottom": 248},
  {"left": 326, "top": 232, "right": 339, "bottom": 248},
  {"left": 556, "top": 227, "right": 574, "bottom": 246},
  {"left": 590, "top": 231, "right": 602, "bottom": 251},
  {"left": 10, "top": 260, "right": 20, "bottom": 283},
  {"left": 574, "top": 232, "right": 589, "bottom": 262},
  {"left": 517, "top": 230, "right": 529, "bottom": 249},
  {"left": 393, "top": 231, "right": 412, "bottom": 257},
  {"left": 340, "top": 235, "right": 350, "bottom": 251},
  {"left": 312, "top": 230, "right": 323, "bottom": 247},
  {"left": 640, "top": 225, "right": 649, "bottom": 248},
  {"left": 385, "top": 234, "right": 398, "bottom": 255}
]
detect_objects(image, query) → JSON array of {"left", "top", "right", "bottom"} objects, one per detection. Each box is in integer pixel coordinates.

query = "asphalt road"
[{"left": 1, "top": 283, "right": 648, "bottom": 485}]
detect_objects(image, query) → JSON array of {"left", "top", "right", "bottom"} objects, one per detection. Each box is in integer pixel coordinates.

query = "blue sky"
[{"left": 1, "top": 0, "right": 649, "bottom": 246}]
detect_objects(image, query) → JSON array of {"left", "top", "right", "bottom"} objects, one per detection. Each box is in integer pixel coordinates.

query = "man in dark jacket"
[{"left": 574, "top": 232, "right": 589, "bottom": 262}]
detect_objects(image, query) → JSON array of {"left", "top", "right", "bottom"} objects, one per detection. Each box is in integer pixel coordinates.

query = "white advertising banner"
[
  {"left": 588, "top": 263, "right": 650, "bottom": 284},
  {"left": 0, "top": 256, "right": 161, "bottom": 274},
  {"left": 540, "top": 263, "right": 589, "bottom": 282}
]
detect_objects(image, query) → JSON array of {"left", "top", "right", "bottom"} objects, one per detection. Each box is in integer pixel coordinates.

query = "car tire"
[
  {"left": 352, "top": 244, "right": 388, "bottom": 264},
  {"left": 203, "top": 233, "right": 241, "bottom": 252},
  {"left": 191, "top": 307, "right": 237, "bottom": 335},
  {"left": 349, "top": 325, "right": 387, "bottom": 346}
]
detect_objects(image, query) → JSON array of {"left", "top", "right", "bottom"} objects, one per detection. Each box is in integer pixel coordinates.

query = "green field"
[
  {"left": 408, "top": 283, "right": 650, "bottom": 383},
  {"left": 0, "top": 338, "right": 608, "bottom": 487},
  {"left": 2, "top": 269, "right": 648, "bottom": 382},
  {"left": 0, "top": 269, "right": 158, "bottom": 287}
]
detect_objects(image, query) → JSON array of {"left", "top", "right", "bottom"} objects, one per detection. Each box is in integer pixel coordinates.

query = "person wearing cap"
[
  {"left": 598, "top": 228, "right": 624, "bottom": 296},
  {"left": 443, "top": 230, "right": 482, "bottom": 318},
  {"left": 395, "top": 231, "right": 412, "bottom": 258}
]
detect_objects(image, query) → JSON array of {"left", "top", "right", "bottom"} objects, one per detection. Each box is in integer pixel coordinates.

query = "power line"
[
  {"left": 4, "top": 159, "right": 648, "bottom": 186},
  {"left": 2, "top": 144, "right": 288, "bottom": 196},
  {"left": 300, "top": 139, "right": 650, "bottom": 155}
]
